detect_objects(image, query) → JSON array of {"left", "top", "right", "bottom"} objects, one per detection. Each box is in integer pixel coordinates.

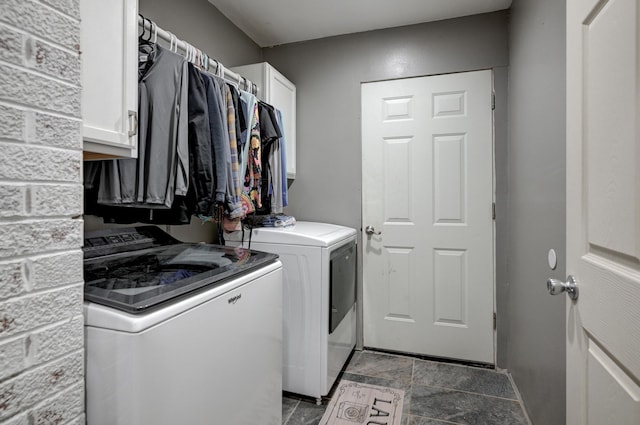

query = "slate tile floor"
[{"left": 282, "top": 350, "right": 530, "bottom": 425}]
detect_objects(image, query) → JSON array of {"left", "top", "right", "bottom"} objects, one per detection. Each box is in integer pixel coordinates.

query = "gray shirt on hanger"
[{"left": 98, "top": 44, "right": 189, "bottom": 209}]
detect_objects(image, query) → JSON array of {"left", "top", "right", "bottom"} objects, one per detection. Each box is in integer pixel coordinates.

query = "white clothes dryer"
[{"left": 226, "top": 221, "right": 357, "bottom": 402}]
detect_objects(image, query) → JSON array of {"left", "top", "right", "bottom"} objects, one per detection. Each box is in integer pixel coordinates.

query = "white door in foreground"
[{"left": 566, "top": 0, "right": 640, "bottom": 423}]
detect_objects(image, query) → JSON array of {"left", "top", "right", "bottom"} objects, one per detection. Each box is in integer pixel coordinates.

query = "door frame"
[{"left": 357, "top": 69, "right": 498, "bottom": 364}]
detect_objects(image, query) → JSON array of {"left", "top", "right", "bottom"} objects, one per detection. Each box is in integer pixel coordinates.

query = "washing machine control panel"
[{"left": 84, "top": 226, "right": 179, "bottom": 259}]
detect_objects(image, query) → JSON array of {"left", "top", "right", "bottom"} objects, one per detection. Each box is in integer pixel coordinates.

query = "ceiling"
[{"left": 208, "top": 0, "right": 513, "bottom": 47}]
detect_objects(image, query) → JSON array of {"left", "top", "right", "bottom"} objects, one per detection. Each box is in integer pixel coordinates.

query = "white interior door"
[
  {"left": 566, "top": 0, "right": 640, "bottom": 423},
  {"left": 361, "top": 70, "right": 494, "bottom": 364}
]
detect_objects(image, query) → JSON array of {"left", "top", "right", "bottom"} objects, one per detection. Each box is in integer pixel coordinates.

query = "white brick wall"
[{"left": 0, "top": 0, "right": 84, "bottom": 423}]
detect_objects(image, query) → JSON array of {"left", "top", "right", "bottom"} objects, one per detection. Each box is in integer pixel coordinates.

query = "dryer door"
[{"left": 329, "top": 240, "right": 356, "bottom": 333}]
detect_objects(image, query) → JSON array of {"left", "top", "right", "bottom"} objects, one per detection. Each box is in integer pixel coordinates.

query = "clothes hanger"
[
  {"left": 144, "top": 20, "right": 154, "bottom": 44},
  {"left": 138, "top": 16, "right": 155, "bottom": 61},
  {"left": 138, "top": 14, "right": 147, "bottom": 41},
  {"left": 228, "top": 71, "right": 240, "bottom": 88},
  {"left": 212, "top": 59, "right": 220, "bottom": 77},
  {"left": 168, "top": 32, "right": 176, "bottom": 52}
]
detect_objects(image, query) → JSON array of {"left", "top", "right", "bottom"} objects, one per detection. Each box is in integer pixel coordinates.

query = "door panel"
[
  {"left": 434, "top": 249, "right": 467, "bottom": 326},
  {"left": 433, "top": 91, "right": 466, "bottom": 117},
  {"left": 384, "top": 137, "right": 413, "bottom": 221},
  {"left": 362, "top": 70, "right": 494, "bottom": 363},
  {"left": 587, "top": 341, "right": 640, "bottom": 425},
  {"left": 584, "top": 0, "right": 639, "bottom": 259},
  {"left": 566, "top": 0, "right": 640, "bottom": 422},
  {"left": 434, "top": 134, "right": 466, "bottom": 223},
  {"left": 385, "top": 247, "right": 414, "bottom": 321}
]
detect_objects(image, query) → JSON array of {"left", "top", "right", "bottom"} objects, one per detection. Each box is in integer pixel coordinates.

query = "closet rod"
[{"left": 138, "top": 16, "right": 257, "bottom": 94}]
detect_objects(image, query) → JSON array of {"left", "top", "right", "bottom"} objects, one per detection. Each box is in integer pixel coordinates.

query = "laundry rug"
[{"left": 319, "top": 380, "right": 404, "bottom": 425}]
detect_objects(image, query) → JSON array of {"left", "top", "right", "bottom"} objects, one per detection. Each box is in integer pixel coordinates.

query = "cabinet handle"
[{"left": 128, "top": 110, "right": 138, "bottom": 137}]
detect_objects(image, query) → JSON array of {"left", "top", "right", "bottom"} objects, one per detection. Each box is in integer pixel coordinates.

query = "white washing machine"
[
  {"left": 83, "top": 226, "right": 283, "bottom": 425},
  {"left": 226, "top": 221, "right": 357, "bottom": 402}
]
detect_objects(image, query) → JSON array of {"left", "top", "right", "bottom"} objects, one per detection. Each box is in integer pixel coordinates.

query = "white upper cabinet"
[
  {"left": 231, "top": 62, "right": 297, "bottom": 179},
  {"left": 81, "top": 0, "right": 138, "bottom": 158}
]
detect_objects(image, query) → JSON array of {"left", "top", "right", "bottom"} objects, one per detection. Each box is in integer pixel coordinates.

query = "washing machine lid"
[
  {"left": 230, "top": 221, "right": 356, "bottom": 246},
  {"left": 83, "top": 227, "right": 278, "bottom": 314}
]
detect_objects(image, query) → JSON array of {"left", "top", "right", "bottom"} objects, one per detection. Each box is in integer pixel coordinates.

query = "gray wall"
[
  {"left": 264, "top": 12, "right": 509, "bottom": 232},
  {"left": 263, "top": 10, "right": 510, "bottom": 364},
  {"left": 504, "top": 0, "right": 566, "bottom": 424}
]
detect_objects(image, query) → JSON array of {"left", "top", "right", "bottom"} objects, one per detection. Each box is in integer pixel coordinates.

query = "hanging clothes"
[
  {"left": 86, "top": 61, "right": 214, "bottom": 225},
  {"left": 183, "top": 62, "right": 214, "bottom": 216},
  {"left": 150, "top": 61, "right": 216, "bottom": 224},
  {"left": 228, "top": 85, "right": 247, "bottom": 154},
  {"left": 84, "top": 29, "right": 290, "bottom": 227},
  {"left": 136, "top": 42, "right": 190, "bottom": 206},
  {"left": 98, "top": 43, "right": 189, "bottom": 209},
  {"left": 256, "top": 101, "right": 283, "bottom": 215},
  {"left": 243, "top": 101, "right": 263, "bottom": 209},
  {"left": 224, "top": 84, "right": 243, "bottom": 218},
  {"left": 238, "top": 90, "right": 258, "bottom": 198},
  {"left": 200, "top": 72, "right": 228, "bottom": 204}
]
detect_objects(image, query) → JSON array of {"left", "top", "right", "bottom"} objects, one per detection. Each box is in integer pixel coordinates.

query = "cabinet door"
[
  {"left": 265, "top": 66, "right": 296, "bottom": 179},
  {"left": 81, "top": 0, "right": 138, "bottom": 158}
]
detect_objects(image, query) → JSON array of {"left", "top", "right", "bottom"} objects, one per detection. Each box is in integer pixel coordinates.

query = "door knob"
[
  {"left": 365, "top": 225, "right": 381, "bottom": 236},
  {"left": 547, "top": 275, "right": 579, "bottom": 300}
]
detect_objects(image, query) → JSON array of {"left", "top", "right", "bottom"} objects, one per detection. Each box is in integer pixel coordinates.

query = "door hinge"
[
  {"left": 491, "top": 92, "right": 496, "bottom": 110},
  {"left": 493, "top": 312, "right": 497, "bottom": 330},
  {"left": 492, "top": 202, "right": 496, "bottom": 220}
]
